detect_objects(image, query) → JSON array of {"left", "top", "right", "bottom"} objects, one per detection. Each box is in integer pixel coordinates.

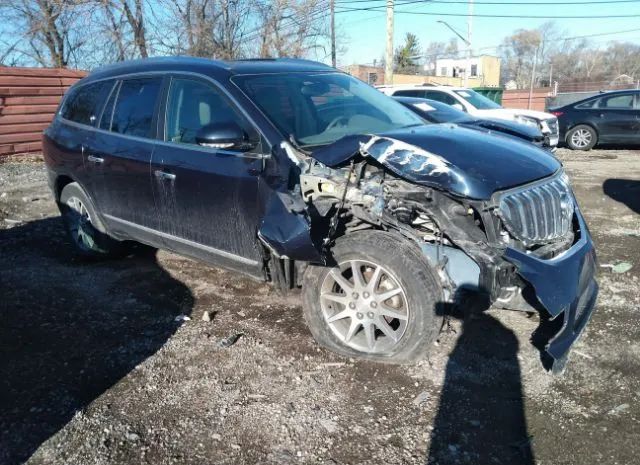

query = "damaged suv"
[{"left": 43, "top": 58, "right": 598, "bottom": 372}]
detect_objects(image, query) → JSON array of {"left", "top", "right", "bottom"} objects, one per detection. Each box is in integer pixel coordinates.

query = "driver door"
[{"left": 151, "top": 76, "right": 267, "bottom": 277}]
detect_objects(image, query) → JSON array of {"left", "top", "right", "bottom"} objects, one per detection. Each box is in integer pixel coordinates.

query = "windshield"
[
  {"left": 233, "top": 73, "right": 424, "bottom": 147},
  {"left": 454, "top": 89, "right": 501, "bottom": 110}
]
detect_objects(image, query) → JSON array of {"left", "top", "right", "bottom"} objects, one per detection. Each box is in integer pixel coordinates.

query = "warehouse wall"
[{"left": 0, "top": 67, "right": 87, "bottom": 157}]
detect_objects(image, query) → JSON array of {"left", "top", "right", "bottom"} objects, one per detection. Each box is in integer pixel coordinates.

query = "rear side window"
[
  {"left": 111, "top": 78, "right": 162, "bottom": 138},
  {"left": 424, "top": 91, "right": 457, "bottom": 105},
  {"left": 575, "top": 98, "right": 598, "bottom": 109},
  {"left": 600, "top": 94, "right": 634, "bottom": 109},
  {"left": 61, "top": 80, "right": 114, "bottom": 126},
  {"left": 394, "top": 89, "right": 426, "bottom": 98}
]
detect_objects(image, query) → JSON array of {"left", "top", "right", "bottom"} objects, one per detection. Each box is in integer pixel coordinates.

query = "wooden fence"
[
  {"left": 0, "top": 67, "right": 87, "bottom": 157},
  {"left": 501, "top": 88, "right": 551, "bottom": 112}
]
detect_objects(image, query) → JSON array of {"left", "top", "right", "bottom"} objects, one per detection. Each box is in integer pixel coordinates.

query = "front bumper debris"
[{"left": 504, "top": 211, "right": 598, "bottom": 373}]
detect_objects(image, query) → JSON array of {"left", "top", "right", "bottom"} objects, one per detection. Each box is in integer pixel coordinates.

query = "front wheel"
[
  {"left": 302, "top": 230, "right": 444, "bottom": 363},
  {"left": 566, "top": 125, "right": 597, "bottom": 151}
]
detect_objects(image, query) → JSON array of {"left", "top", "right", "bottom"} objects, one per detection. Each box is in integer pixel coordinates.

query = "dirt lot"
[{"left": 1, "top": 148, "right": 639, "bottom": 465}]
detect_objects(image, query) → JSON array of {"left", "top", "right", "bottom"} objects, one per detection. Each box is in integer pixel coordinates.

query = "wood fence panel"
[
  {"left": 0, "top": 66, "right": 87, "bottom": 157},
  {"left": 501, "top": 88, "right": 551, "bottom": 112}
]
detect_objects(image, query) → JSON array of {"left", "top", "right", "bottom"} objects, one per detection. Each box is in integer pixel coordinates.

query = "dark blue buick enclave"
[{"left": 43, "top": 57, "right": 597, "bottom": 371}]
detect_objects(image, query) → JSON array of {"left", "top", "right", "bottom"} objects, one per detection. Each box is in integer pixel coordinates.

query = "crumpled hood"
[{"left": 310, "top": 124, "right": 561, "bottom": 200}]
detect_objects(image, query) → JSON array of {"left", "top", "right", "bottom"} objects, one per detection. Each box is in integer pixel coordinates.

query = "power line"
[
  {"left": 337, "top": 0, "right": 640, "bottom": 5},
  {"left": 335, "top": 6, "right": 640, "bottom": 18}
]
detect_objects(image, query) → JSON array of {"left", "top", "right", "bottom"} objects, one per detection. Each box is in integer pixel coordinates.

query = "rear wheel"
[
  {"left": 60, "top": 183, "right": 124, "bottom": 258},
  {"left": 566, "top": 125, "right": 597, "bottom": 150},
  {"left": 302, "top": 230, "right": 444, "bottom": 362}
]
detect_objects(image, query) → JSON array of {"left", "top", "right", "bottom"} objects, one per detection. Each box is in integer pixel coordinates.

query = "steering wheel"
[{"left": 325, "top": 115, "right": 350, "bottom": 132}]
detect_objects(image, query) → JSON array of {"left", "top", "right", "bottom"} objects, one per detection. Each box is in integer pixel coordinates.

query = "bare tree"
[{"left": 0, "top": 0, "right": 89, "bottom": 67}]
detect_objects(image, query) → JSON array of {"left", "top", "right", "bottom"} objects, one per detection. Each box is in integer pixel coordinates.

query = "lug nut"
[
  {"left": 362, "top": 291, "right": 370, "bottom": 298},
  {"left": 367, "top": 312, "right": 375, "bottom": 319},
  {"left": 352, "top": 292, "right": 359, "bottom": 299},
  {"left": 370, "top": 301, "right": 378, "bottom": 308},
  {"left": 349, "top": 302, "right": 356, "bottom": 309},
  {"left": 356, "top": 312, "right": 364, "bottom": 319}
]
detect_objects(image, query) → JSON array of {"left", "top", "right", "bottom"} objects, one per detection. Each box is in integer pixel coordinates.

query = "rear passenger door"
[
  {"left": 595, "top": 93, "right": 637, "bottom": 142},
  {"left": 150, "top": 76, "right": 266, "bottom": 275},
  {"left": 87, "top": 76, "right": 164, "bottom": 235}
]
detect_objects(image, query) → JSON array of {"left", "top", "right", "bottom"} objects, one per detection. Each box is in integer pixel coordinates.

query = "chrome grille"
[{"left": 498, "top": 174, "right": 574, "bottom": 245}]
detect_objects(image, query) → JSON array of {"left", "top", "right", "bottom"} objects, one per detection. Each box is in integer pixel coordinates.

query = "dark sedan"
[
  {"left": 394, "top": 96, "right": 551, "bottom": 150},
  {"left": 549, "top": 90, "right": 640, "bottom": 150}
]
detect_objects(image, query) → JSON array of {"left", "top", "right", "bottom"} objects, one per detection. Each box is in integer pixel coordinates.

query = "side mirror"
[
  {"left": 451, "top": 103, "right": 466, "bottom": 112},
  {"left": 195, "top": 122, "right": 255, "bottom": 151}
]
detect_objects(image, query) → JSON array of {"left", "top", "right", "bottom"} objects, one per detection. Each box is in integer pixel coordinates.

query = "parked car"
[
  {"left": 378, "top": 84, "right": 559, "bottom": 149},
  {"left": 394, "top": 96, "right": 551, "bottom": 150},
  {"left": 549, "top": 90, "right": 640, "bottom": 150},
  {"left": 43, "top": 57, "right": 597, "bottom": 371}
]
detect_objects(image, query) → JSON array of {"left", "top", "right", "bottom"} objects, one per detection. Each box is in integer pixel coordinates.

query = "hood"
[
  {"left": 473, "top": 108, "right": 556, "bottom": 121},
  {"left": 461, "top": 117, "right": 543, "bottom": 141},
  {"left": 310, "top": 125, "right": 561, "bottom": 200}
]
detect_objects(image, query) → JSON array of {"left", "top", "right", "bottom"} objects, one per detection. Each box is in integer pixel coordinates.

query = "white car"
[{"left": 377, "top": 85, "right": 559, "bottom": 149}]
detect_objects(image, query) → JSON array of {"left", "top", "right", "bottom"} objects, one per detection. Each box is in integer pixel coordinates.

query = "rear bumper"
[{"left": 503, "top": 210, "right": 598, "bottom": 372}]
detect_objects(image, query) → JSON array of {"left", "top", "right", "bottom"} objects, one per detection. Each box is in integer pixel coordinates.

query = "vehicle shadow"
[
  {"left": 427, "top": 300, "right": 535, "bottom": 465},
  {"left": 0, "top": 217, "right": 193, "bottom": 465},
  {"left": 603, "top": 178, "right": 640, "bottom": 214}
]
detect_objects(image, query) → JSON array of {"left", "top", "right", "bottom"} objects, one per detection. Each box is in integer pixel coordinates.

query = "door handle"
[
  {"left": 87, "top": 155, "right": 104, "bottom": 164},
  {"left": 154, "top": 170, "right": 176, "bottom": 181}
]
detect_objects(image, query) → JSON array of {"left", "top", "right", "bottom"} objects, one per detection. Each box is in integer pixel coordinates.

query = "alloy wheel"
[
  {"left": 65, "top": 196, "right": 97, "bottom": 252},
  {"left": 320, "top": 260, "right": 409, "bottom": 354},
  {"left": 571, "top": 128, "right": 592, "bottom": 148}
]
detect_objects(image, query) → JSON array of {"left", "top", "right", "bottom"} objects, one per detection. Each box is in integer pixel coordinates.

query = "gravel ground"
[{"left": 1, "top": 149, "right": 639, "bottom": 465}]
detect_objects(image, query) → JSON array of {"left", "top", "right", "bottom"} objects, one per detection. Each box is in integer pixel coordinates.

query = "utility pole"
[
  {"left": 528, "top": 45, "right": 539, "bottom": 110},
  {"left": 465, "top": 0, "right": 474, "bottom": 87},
  {"left": 385, "top": 0, "right": 394, "bottom": 84},
  {"left": 330, "top": 0, "right": 336, "bottom": 68}
]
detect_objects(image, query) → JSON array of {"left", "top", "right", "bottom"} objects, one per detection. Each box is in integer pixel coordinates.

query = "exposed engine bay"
[{"left": 258, "top": 134, "right": 597, "bottom": 372}]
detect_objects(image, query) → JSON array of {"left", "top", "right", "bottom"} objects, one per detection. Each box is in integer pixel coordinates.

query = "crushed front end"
[{"left": 275, "top": 133, "right": 598, "bottom": 373}]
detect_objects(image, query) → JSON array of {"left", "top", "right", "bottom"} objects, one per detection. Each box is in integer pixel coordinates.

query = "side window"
[
  {"left": 424, "top": 91, "right": 457, "bottom": 105},
  {"left": 600, "top": 94, "right": 634, "bottom": 109},
  {"left": 575, "top": 98, "right": 598, "bottom": 109},
  {"left": 165, "top": 78, "right": 248, "bottom": 147},
  {"left": 99, "top": 81, "right": 120, "bottom": 131},
  {"left": 61, "top": 80, "right": 114, "bottom": 126},
  {"left": 393, "top": 90, "right": 426, "bottom": 98},
  {"left": 111, "top": 78, "right": 162, "bottom": 138}
]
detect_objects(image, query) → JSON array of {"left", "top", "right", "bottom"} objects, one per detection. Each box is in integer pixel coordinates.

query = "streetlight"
[{"left": 437, "top": 19, "right": 472, "bottom": 87}]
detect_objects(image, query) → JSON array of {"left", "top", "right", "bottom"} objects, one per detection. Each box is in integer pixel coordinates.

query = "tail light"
[{"left": 550, "top": 111, "right": 564, "bottom": 117}]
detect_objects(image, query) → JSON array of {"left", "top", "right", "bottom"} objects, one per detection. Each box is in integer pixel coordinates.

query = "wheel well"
[{"left": 55, "top": 175, "right": 74, "bottom": 202}]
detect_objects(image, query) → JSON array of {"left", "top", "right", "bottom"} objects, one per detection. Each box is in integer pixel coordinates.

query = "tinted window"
[
  {"left": 111, "top": 78, "right": 162, "bottom": 138},
  {"left": 424, "top": 91, "right": 458, "bottom": 106},
  {"left": 61, "top": 80, "right": 114, "bottom": 126},
  {"left": 600, "top": 94, "right": 634, "bottom": 109},
  {"left": 575, "top": 98, "right": 598, "bottom": 109},
  {"left": 394, "top": 89, "right": 426, "bottom": 98},
  {"left": 165, "top": 78, "right": 248, "bottom": 146},
  {"left": 99, "top": 81, "right": 120, "bottom": 131}
]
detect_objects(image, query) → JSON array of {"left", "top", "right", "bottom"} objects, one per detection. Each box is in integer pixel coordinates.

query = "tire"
[
  {"left": 59, "top": 182, "right": 124, "bottom": 258},
  {"left": 566, "top": 125, "right": 597, "bottom": 151},
  {"left": 302, "top": 230, "right": 444, "bottom": 363}
]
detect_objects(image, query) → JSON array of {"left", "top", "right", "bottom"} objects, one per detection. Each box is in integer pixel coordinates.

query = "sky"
[{"left": 332, "top": 0, "right": 640, "bottom": 66}]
